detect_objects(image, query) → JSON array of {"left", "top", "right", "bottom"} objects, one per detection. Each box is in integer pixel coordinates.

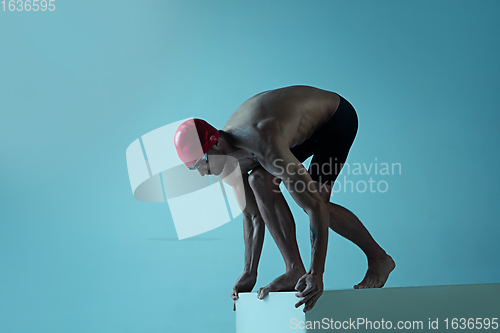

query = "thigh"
[
  {"left": 308, "top": 95, "right": 358, "bottom": 187},
  {"left": 308, "top": 140, "right": 352, "bottom": 188},
  {"left": 289, "top": 139, "right": 317, "bottom": 163}
]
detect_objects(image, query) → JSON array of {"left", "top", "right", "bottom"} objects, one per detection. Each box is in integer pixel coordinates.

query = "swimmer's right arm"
[{"left": 231, "top": 174, "right": 265, "bottom": 304}]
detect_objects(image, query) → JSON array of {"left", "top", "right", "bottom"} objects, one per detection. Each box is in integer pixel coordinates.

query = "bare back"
[{"left": 223, "top": 86, "right": 340, "bottom": 167}]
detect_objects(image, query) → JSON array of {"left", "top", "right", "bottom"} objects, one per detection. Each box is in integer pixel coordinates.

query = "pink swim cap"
[{"left": 174, "top": 118, "right": 220, "bottom": 166}]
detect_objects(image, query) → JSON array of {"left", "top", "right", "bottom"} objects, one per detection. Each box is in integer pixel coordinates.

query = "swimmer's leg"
[
  {"left": 315, "top": 182, "right": 395, "bottom": 289},
  {"left": 248, "top": 166, "right": 306, "bottom": 300}
]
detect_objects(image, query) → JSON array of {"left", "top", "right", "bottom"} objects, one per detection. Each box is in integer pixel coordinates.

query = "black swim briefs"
[{"left": 290, "top": 94, "right": 358, "bottom": 187}]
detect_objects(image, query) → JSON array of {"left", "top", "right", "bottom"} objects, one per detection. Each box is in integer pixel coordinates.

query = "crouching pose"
[{"left": 174, "top": 85, "right": 395, "bottom": 312}]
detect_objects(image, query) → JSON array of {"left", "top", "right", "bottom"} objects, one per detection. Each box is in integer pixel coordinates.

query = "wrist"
[{"left": 308, "top": 267, "right": 324, "bottom": 276}]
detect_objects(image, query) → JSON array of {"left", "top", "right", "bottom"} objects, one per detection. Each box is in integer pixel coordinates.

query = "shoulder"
[{"left": 230, "top": 119, "right": 284, "bottom": 157}]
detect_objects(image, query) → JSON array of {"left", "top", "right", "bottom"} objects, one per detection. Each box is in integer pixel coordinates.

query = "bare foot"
[
  {"left": 354, "top": 254, "right": 395, "bottom": 289},
  {"left": 257, "top": 268, "right": 306, "bottom": 300}
]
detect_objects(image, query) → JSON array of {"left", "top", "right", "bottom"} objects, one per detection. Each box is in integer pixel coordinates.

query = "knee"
[
  {"left": 303, "top": 200, "right": 329, "bottom": 219},
  {"left": 248, "top": 168, "right": 267, "bottom": 191}
]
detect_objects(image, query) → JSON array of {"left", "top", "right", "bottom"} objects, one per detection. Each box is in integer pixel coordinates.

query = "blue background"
[{"left": 1, "top": 1, "right": 499, "bottom": 332}]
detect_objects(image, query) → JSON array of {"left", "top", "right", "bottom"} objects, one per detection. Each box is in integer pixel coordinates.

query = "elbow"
[
  {"left": 243, "top": 211, "right": 264, "bottom": 225},
  {"left": 243, "top": 213, "right": 265, "bottom": 239}
]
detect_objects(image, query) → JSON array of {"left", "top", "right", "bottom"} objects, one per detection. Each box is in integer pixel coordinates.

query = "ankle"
[
  {"left": 367, "top": 251, "right": 388, "bottom": 262},
  {"left": 286, "top": 264, "right": 306, "bottom": 275}
]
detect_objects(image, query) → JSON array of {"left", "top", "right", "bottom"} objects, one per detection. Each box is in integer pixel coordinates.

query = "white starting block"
[{"left": 235, "top": 283, "right": 500, "bottom": 332}]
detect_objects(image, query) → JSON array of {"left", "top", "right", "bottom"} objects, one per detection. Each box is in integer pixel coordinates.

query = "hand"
[
  {"left": 294, "top": 272, "right": 323, "bottom": 312},
  {"left": 231, "top": 271, "right": 257, "bottom": 311}
]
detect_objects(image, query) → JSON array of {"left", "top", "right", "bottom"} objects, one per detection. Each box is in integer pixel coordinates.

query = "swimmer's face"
[
  {"left": 187, "top": 153, "right": 208, "bottom": 172},
  {"left": 203, "top": 152, "right": 226, "bottom": 176},
  {"left": 189, "top": 151, "right": 226, "bottom": 177}
]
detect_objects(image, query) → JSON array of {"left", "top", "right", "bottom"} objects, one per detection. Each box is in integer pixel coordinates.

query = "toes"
[
  {"left": 257, "top": 287, "right": 269, "bottom": 300},
  {"left": 356, "top": 272, "right": 389, "bottom": 289},
  {"left": 377, "top": 275, "right": 388, "bottom": 288},
  {"left": 354, "top": 277, "right": 367, "bottom": 289}
]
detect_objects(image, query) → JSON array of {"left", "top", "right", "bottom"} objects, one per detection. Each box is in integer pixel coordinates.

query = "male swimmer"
[{"left": 174, "top": 85, "right": 395, "bottom": 312}]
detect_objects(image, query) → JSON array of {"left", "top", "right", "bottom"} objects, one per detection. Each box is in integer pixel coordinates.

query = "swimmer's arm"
[
  {"left": 259, "top": 148, "right": 327, "bottom": 311},
  {"left": 223, "top": 171, "right": 264, "bottom": 306},
  {"left": 259, "top": 148, "right": 329, "bottom": 276},
  {"left": 229, "top": 173, "right": 265, "bottom": 275}
]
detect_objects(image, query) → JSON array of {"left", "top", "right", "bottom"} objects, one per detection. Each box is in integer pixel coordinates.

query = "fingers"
[
  {"left": 294, "top": 292, "right": 315, "bottom": 309},
  {"left": 295, "top": 276, "right": 306, "bottom": 292},
  {"left": 231, "top": 289, "right": 238, "bottom": 301},
  {"left": 295, "top": 286, "right": 313, "bottom": 298},
  {"left": 295, "top": 292, "right": 321, "bottom": 312},
  {"left": 303, "top": 296, "right": 319, "bottom": 312},
  {"left": 232, "top": 288, "right": 239, "bottom": 311},
  {"left": 294, "top": 298, "right": 306, "bottom": 308}
]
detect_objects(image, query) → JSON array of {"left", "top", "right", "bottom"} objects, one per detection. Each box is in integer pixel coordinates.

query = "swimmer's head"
[{"left": 174, "top": 118, "right": 220, "bottom": 167}]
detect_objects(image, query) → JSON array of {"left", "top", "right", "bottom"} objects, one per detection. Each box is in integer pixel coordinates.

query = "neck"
[{"left": 222, "top": 133, "right": 254, "bottom": 159}]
